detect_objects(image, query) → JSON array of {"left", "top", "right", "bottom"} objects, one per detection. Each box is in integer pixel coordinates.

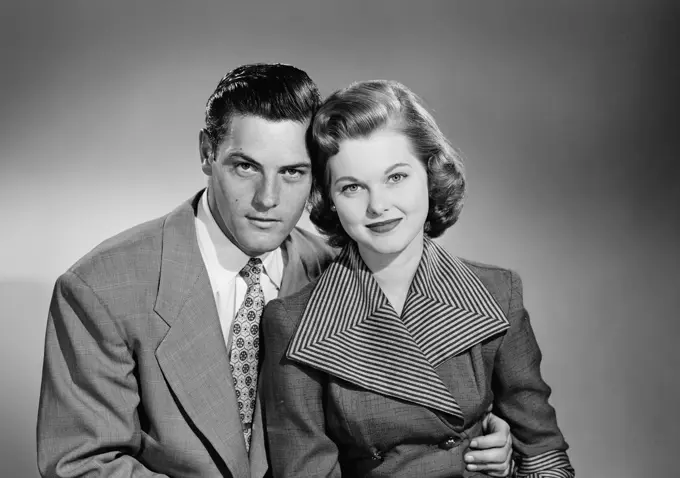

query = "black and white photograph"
[{"left": 1, "top": 1, "right": 678, "bottom": 477}]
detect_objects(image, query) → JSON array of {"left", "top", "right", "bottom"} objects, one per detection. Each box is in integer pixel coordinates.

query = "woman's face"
[{"left": 328, "top": 129, "right": 430, "bottom": 258}]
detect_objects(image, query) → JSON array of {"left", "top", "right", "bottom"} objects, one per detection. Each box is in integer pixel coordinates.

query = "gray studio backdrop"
[{"left": 1, "top": 1, "right": 678, "bottom": 477}]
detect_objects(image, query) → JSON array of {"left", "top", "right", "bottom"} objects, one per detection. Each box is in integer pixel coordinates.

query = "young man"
[{"left": 37, "top": 63, "right": 513, "bottom": 477}]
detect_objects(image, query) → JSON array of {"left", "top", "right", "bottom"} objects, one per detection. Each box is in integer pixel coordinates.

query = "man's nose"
[{"left": 253, "top": 176, "right": 280, "bottom": 209}]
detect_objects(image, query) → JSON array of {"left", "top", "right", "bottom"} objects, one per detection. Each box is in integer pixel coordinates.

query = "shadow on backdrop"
[{"left": 1, "top": 281, "right": 52, "bottom": 478}]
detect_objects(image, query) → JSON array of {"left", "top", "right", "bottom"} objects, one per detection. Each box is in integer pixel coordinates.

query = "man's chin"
[{"left": 238, "top": 230, "right": 290, "bottom": 257}]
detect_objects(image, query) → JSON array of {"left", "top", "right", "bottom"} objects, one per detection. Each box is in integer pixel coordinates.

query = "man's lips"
[
  {"left": 246, "top": 216, "right": 281, "bottom": 227},
  {"left": 247, "top": 217, "right": 279, "bottom": 222},
  {"left": 366, "top": 218, "right": 402, "bottom": 233}
]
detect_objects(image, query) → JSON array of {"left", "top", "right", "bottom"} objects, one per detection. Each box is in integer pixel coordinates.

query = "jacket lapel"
[
  {"left": 287, "top": 237, "right": 510, "bottom": 422},
  {"left": 248, "top": 395, "right": 268, "bottom": 478},
  {"left": 249, "top": 228, "right": 333, "bottom": 478},
  {"left": 154, "top": 192, "right": 250, "bottom": 478},
  {"left": 404, "top": 241, "right": 510, "bottom": 364},
  {"left": 278, "top": 228, "right": 333, "bottom": 298}
]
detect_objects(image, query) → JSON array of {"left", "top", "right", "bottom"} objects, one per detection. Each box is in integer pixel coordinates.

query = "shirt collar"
[{"left": 195, "top": 190, "right": 283, "bottom": 289}]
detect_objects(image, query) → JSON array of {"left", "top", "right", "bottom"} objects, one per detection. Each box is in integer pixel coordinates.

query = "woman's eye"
[
  {"left": 341, "top": 184, "right": 360, "bottom": 193},
  {"left": 388, "top": 173, "right": 407, "bottom": 183}
]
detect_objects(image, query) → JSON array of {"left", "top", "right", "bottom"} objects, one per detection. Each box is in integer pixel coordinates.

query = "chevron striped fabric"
[
  {"left": 516, "top": 449, "right": 575, "bottom": 477},
  {"left": 287, "top": 237, "right": 510, "bottom": 422}
]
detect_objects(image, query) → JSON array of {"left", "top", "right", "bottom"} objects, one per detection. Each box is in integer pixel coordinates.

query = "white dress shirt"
[{"left": 194, "top": 191, "right": 284, "bottom": 351}]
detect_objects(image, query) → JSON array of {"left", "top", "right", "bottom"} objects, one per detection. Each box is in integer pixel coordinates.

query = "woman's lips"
[{"left": 366, "top": 218, "right": 402, "bottom": 233}]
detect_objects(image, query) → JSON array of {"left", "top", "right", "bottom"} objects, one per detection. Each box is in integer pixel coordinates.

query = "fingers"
[
  {"left": 480, "top": 468, "right": 512, "bottom": 478},
  {"left": 465, "top": 413, "right": 513, "bottom": 475},
  {"left": 465, "top": 459, "right": 512, "bottom": 477},
  {"left": 465, "top": 444, "right": 510, "bottom": 465},
  {"left": 465, "top": 451, "right": 513, "bottom": 477},
  {"left": 469, "top": 429, "right": 510, "bottom": 450},
  {"left": 481, "top": 411, "right": 511, "bottom": 436},
  {"left": 465, "top": 432, "right": 513, "bottom": 476},
  {"left": 473, "top": 412, "right": 511, "bottom": 450}
]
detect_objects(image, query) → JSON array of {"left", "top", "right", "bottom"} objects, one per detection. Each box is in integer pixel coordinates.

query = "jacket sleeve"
[
  {"left": 37, "top": 271, "right": 168, "bottom": 477},
  {"left": 492, "top": 271, "right": 575, "bottom": 478},
  {"left": 261, "top": 299, "right": 341, "bottom": 478}
]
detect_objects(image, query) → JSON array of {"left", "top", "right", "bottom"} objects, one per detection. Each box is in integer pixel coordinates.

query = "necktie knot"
[{"left": 240, "top": 258, "right": 262, "bottom": 286}]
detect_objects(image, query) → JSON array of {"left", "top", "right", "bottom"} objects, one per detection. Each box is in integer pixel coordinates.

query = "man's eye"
[
  {"left": 237, "top": 163, "right": 254, "bottom": 171},
  {"left": 283, "top": 169, "right": 303, "bottom": 178}
]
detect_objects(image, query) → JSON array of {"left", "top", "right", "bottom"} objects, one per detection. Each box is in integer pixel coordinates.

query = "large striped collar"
[{"left": 286, "top": 237, "right": 510, "bottom": 420}]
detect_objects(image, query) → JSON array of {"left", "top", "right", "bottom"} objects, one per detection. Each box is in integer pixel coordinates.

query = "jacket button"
[{"left": 438, "top": 437, "right": 458, "bottom": 450}]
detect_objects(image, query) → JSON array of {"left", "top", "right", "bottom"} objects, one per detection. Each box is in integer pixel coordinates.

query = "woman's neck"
[{"left": 358, "top": 235, "right": 424, "bottom": 316}]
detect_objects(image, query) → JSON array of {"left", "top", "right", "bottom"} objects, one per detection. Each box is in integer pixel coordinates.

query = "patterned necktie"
[{"left": 229, "top": 257, "right": 264, "bottom": 452}]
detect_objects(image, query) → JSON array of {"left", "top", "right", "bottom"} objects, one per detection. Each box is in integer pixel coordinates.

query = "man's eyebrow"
[
  {"left": 225, "top": 151, "right": 261, "bottom": 165},
  {"left": 225, "top": 151, "right": 310, "bottom": 170},
  {"left": 280, "top": 162, "right": 311, "bottom": 170}
]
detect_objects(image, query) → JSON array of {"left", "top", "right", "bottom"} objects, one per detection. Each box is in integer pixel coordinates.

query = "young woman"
[{"left": 261, "top": 80, "right": 574, "bottom": 477}]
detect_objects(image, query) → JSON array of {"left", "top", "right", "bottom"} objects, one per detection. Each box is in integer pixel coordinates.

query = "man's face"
[{"left": 201, "top": 115, "right": 312, "bottom": 257}]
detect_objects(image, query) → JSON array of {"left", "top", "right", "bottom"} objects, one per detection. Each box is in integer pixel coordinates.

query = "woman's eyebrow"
[
  {"left": 334, "top": 175, "right": 360, "bottom": 185},
  {"left": 384, "top": 162, "right": 411, "bottom": 174}
]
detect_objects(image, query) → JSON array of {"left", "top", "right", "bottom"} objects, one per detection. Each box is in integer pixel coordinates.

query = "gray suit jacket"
[
  {"left": 262, "top": 238, "right": 573, "bottom": 477},
  {"left": 37, "top": 191, "right": 335, "bottom": 478}
]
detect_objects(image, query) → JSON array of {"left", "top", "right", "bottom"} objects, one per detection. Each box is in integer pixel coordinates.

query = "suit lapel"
[
  {"left": 249, "top": 390, "right": 271, "bottom": 478},
  {"left": 433, "top": 342, "right": 489, "bottom": 427},
  {"left": 287, "top": 237, "right": 510, "bottom": 422},
  {"left": 154, "top": 192, "right": 249, "bottom": 478},
  {"left": 247, "top": 228, "right": 332, "bottom": 478},
  {"left": 278, "top": 228, "right": 331, "bottom": 298},
  {"left": 404, "top": 242, "right": 510, "bottom": 365}
]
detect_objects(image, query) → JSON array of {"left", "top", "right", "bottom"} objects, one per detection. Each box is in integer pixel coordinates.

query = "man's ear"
[{"left": 199, "top": 129, "right": 214, "bottom": 176}]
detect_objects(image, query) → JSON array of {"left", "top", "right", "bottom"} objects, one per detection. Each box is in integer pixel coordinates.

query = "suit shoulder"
[
  {"left": 65, "top": 214, "right": 167, "bottom": 288},
  {"left": 459, "top": 257, "right": 517, "bottom": 282},
  {"left": 458, "top": 257, "right": 521, "bottom": 311},
  {"left": 291, "top": 227, "right": 337, "bottom": 259},
  {"left": 268, "top": 280, "right": 318, "bottom": 329}
]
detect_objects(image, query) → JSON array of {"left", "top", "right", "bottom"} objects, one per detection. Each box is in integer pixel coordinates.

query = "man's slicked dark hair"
[{"left": 203, "top": 63, "right": 322, "bottom": 147}]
